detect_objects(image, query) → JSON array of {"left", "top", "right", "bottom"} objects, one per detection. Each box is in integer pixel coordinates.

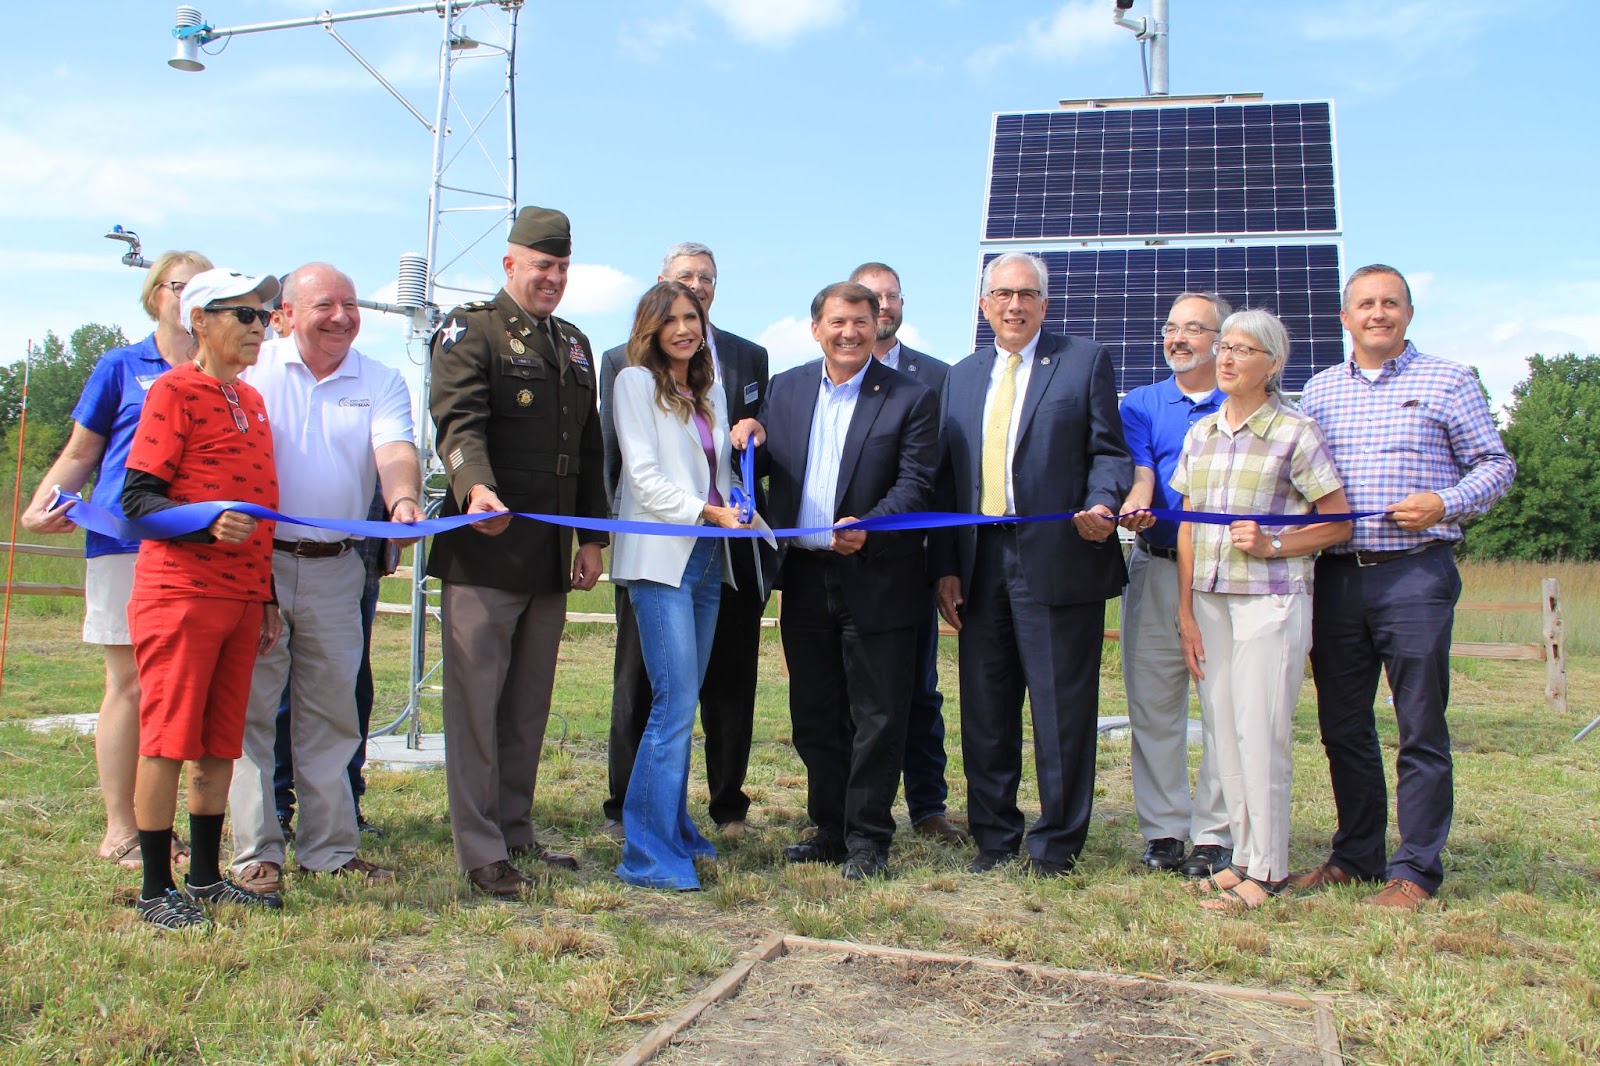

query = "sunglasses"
[
  {"left": 206, "top": 305, "right": 273, "bottom": 327},
  {"left": 218, "top": 382, "right": 250, "bottom": 433}
]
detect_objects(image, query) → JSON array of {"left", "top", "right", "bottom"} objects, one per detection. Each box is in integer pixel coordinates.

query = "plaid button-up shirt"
[
  {"left": 1172, "top": 393, "right": 1344, "bottom": 595},
  {"left": 1299, "top": 343, "right": 1515, "bottom": 553}
]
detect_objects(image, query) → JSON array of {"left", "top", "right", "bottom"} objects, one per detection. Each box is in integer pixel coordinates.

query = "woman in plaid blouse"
[{"left": 1170, "top": 309, "right": 1353, "bottom": 912}]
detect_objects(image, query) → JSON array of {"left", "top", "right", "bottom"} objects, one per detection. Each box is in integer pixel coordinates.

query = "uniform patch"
[
  {"left": 449, "top": 447, "right": 466, "bottom": 471},
  {"left": 437, "top": 317, "right": 466, "bottom": 352}
]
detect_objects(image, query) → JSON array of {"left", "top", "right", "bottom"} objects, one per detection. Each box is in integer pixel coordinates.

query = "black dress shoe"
[
  {"left": 510, "top": 842, "right": 579, "bottom": 871},
  {"left": 783, "top": 838, "right": 846, "bottom": 864},
  {"left": 468, "top": 860, "right": 533, "bottom": 899},
  {"left": 1141, "top": 837, "right": 1185, "bottom": 872},
  {"left": 1180, "top": 844, "right": 1233, "bottom": 879},
  {"left": 842, "top": 846, "right": 889, "bottom": 881},
  {"left": 1023, "top": 855, "right": 1075, "bottom": 879},
  {"left": 968, "top": 849, "right": 1015, "bottom": 873},
  {"left": 356, "top": 818, "right": 386, "bottom": 839}
]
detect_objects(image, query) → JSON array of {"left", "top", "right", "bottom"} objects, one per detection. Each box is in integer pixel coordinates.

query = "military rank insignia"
[{"left": 568, "top": 337, "right": 589, "bottom": 369}]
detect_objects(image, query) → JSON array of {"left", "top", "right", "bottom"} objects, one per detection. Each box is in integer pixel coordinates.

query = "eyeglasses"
[
  {"left": 206, "top": 305, "right": 273, "bottom": 327},
  {"left": 1161, "top": 322, "right": 1219, "bottom": 338},
  {"left": 671, "top": 272, "right": 717, "bottom": 287},
  {"left": 1215, "top": 342, "right": 1272, "bottom": 360},
  {"left": 218, "top": 382, "right": 249, "bottom": 433},
  {"left": 872, "top": 290, "right": 904, "bottom": 303},
  {"left": 161, "top": 280, "right": 188, "bottom": 296},
  {"left": 987, "top": 288, "right": 1042, "bottom": 304}
]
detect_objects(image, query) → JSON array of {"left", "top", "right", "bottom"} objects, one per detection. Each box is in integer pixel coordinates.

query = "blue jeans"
[{"left": 616, "top": 538, "right": 723, "bottom": 890}]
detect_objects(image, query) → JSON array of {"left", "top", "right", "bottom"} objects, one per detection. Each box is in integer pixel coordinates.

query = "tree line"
[{"left": 2, "top": 325, "right": 1595, "bottom": 562}]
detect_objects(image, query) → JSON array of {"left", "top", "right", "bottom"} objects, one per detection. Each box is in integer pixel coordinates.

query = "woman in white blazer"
[{"left": 611, "top": 281, "right": 748, "bottom": 890}]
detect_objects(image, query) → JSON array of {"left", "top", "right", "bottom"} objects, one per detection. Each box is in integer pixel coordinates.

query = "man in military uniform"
[{"left": 428, "top": 206, "right": 608, "bottom": 899}]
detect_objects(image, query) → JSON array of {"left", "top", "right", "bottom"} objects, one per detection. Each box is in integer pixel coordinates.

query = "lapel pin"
[
  {"left": 873, "top": 384, "right": 881, "bottom": 391},
  {"left": 1041, "top": 357, "right": 1051, "bottom": 365}
]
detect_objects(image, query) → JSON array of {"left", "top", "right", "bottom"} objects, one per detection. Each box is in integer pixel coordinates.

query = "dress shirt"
[
  {"left": 1171, "top": 394, "right": 1344, "bottom": 596},
  {"left": 1299, "top": 342, "right": 1515, "bottom": 552},
  {"left": 795, "top": 361, "right": 867, "bottom": 550},
  {"left": 1119, "top": 375, "right": 1223, "bottom": 550},
  {"left": 877, "top": 342, "right": 902, "bottom": 372},
  {"left": 979, "top": 331, "right": 1042, "bottom": 516}
]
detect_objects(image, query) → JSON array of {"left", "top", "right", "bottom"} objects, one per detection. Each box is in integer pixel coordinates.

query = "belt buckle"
[
  {"left": 1355, "top": 549, "right": 1381, "bottom": 567},
  {"left": 556, "top": 453, "right": 570, "bottom": 477}
]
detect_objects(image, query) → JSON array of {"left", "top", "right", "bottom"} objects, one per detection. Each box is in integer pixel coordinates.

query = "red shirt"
[{"left": 126, "top": 362, "right": 278, "bottom": 601}]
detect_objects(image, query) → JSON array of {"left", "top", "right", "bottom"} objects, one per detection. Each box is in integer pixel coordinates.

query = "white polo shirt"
[{"left": 242, "top": 336, "right": 414, "bottom": 542}]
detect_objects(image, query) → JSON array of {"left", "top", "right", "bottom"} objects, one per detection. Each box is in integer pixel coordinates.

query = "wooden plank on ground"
[
  {"left": 0, "top": 582, "right": 84, "bottom": 598},
  {"left": 1450, "top": 641, "right": 1544, "bottom": 661},
  {"left": 0, "top": 542, "right": 83, "bottom": 559}
]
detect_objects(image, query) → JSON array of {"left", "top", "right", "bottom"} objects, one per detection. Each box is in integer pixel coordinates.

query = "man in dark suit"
[
  {"left": 733, "top": 281, "right": 938, "bottom": 880},
  {"left": 597, "top": 242, "right": 771, "bottom": 840},
  {"left": 932, "top": 251, "right": 1132, "bottom": 878},
  {"left": 847, "top": 261, "right": 967, "bottom": 846}
]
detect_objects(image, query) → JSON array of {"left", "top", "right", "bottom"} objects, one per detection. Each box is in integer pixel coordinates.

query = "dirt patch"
[{"left": 652, "top": 947, "right": 1329, "bottom": 1065}]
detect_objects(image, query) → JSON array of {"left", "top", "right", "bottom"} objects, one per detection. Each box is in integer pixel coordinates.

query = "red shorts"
[{"left": 128, "top": 596, "right": 264, "bottom": 761}]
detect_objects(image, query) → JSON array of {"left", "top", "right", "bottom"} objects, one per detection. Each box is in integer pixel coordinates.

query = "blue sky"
[{"left": 3, "top": 0, "right": 1596, "bottom": 414}]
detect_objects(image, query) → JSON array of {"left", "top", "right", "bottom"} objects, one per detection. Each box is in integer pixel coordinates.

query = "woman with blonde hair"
[
  {"left": 21, "top": 249, "right": 212, "bottom": 869},
  {"left": 610, "top": 280, "right": 748, "bottom": 890}
]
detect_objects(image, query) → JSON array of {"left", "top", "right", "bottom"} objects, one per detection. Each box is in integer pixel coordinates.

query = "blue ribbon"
[{"left": 52, "top": 488, "right": 1388, "bottom": 544}]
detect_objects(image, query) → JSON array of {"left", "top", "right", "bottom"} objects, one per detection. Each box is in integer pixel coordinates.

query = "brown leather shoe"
[
  {"left": 511, "top": 842, "right": 579, "bottom": 871},
  {"left": 913, "top": 814, "right": 972, "bottom": 845},
  {"left": 236, "top": 860, "right": 283, "bottom": 895},
  {"left": 468, "top": 860, "right": 533, "bottom": 899},
  {"left": 715, "top": 819, "right": 748, "bottom": 840},
  {"left": 1285, "top": 860, "right": 1356, "bottom": 892},
  {"left": 1366, "top": 878, "right": 1432, "bottom": 910},
  {"left": 298, "top": 856, "right": 396, "bottom": 882}
]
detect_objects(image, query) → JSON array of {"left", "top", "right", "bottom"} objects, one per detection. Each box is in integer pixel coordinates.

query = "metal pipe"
[
  {"left": 181, "top": 1, "right": 500, "bottom": 43},
  {"left": 1150, "top": 0, "right": 1169, "bottom": 96}
]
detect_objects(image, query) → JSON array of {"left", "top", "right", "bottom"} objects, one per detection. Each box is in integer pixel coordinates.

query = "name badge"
[{"left": 744, "top": 381, "right": 759, "bottom": 405}]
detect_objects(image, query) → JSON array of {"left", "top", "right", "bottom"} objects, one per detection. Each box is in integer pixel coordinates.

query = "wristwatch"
[{"left": 1269, "top": 535, "right": 1283, "bottom": 558}]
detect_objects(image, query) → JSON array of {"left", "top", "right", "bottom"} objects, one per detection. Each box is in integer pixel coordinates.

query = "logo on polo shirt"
[{"left": 338, "top": 397, "right": 372, "bottom": 407}]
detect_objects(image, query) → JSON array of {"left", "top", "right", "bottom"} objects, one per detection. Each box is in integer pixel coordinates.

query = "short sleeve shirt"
[
  {"left": 1171, "top": 394, "right": 1343, "bottom": 595},
  {"left": 125, "top": 363, "right": 279, "bottom": 601},
  {"left": 70, "top": 334, "right": 171, "bottom": 558},
  {"left": 1119, "top": 376, "right": 1223, "bottom": 550}
]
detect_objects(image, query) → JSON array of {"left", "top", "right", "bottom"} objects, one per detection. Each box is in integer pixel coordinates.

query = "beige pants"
[{"left": 1192, "top": 590, "right": 1312, "bottom": 883}]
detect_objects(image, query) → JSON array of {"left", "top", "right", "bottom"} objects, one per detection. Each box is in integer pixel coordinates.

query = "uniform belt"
[
  {"left": 1324, "top": 540, "right": 1445, "bottom": 567},
  {"left": 1136, "top": 535, "right": 1178, "bottom": 561},
  {"left": 518, "top": 454, "right": 579, "bottom": 476},
  {"left": 272, "top": 538, "right": 354, "bottom": 559}
]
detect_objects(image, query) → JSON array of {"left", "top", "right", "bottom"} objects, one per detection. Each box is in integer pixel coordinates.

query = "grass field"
[{"left": 1, "top": 547, "right": 1597, "bottom": 1063}]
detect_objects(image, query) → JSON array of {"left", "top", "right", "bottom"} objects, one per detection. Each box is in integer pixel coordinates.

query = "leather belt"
[
  {"left": 272, "top": 538, "right": 353, "bottom": 559},
  {"left": 1324, "top": 540, "right": 1445, "bottom": 567},
  {"left": 516, "top": 453, "right": 578, "bottom": 476},
  {"left": 1136, "top": 535, "right": 1178, "bottom": 561}
]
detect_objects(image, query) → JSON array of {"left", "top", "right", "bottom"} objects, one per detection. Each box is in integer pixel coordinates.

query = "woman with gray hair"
[
  {"left": 20, "top": 249, "right": 212, "bottom": 871},
  {"left": 1170, "top": 308, "right": 1353, "bottom": 911}
]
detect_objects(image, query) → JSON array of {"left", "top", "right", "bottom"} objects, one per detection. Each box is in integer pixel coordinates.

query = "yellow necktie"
[{"left": 980, "top": 353, "right": 1023, "bottom": 516}]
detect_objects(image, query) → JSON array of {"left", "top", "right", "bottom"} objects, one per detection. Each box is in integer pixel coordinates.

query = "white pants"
[
  {"left": 1123, "top": 547, "right": 1229, "bottom": 846},
  {"left": 1192, "top": 589, "right": 1311, "bottom": 883},
  {"left": 230, "top": 550, "right": 365, "bottom": 873}
]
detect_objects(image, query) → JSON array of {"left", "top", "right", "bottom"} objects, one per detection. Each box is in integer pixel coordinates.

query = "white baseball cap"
[{"left": 179, "top": 268, "right": 281, "bottom": 334}]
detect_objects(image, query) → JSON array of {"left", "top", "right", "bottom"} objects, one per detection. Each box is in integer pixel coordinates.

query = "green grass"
[{"left": 1, "top": 552, "right": 1598, "bottom": 1062}]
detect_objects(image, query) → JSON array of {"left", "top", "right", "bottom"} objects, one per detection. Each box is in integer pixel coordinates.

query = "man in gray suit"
[
  {"left": 932, "top": 251, "right": 1132, "bottom": 878},
  {"left": 848, "top": 261, "right": 967, "bottom": 846},
  {"left": 598, "top": 242, "right": 771, "bottom": 839}
]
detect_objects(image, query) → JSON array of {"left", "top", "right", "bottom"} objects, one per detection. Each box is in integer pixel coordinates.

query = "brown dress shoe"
[
  {"left": 468, "top": 860, "right": 533, "bottom": 899},
  {"left": 1366, "top": 878, "right": 1432, "bottom": 910},
  {"left": 237, "top": 861, "right": 283, "bottom": 895},
  {"left": 600, "top": 818, "right": 625, "bottom": 842},
  {"left": 913, "top": 814, "right": 972, "bottom": 845},
  {"left": 1285, "top": 860, "right": 1356, "bottom": 892},
  {"left": 297, "top": 855, "right": 396, "bottom": 882},
  {"left": 715, "top": 820, "right": 748, "bottom": 840},
  {"left": 512, "top": 842, "right": 579, "bottom": 871}
]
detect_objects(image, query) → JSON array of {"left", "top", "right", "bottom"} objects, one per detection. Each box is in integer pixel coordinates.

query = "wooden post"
[{"left": 1542, "top": 577, "right": 1567, "bottom": 714}]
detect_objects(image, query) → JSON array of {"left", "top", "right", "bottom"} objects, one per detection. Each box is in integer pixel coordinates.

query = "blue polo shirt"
[
  {"left": 1119, "top": 375, "right": 1222, "bottom": 551},
  {"left": 70, "top": 334, "right": 172, "bottom": 557}
]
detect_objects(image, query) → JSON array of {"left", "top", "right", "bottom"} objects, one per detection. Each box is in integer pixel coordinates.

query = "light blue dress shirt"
[{"left": 795, "top": 362, "right": 867, "bottom": 550}]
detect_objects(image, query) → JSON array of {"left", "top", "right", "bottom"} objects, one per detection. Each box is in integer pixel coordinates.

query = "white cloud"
[
  {"left": 898, "top": 323, "right": 932, "bottom": 352},
  {"left": 618, "top": 13, "right": 697, "bottom": 62},
  {"left": 701, "top": 0, "right": 853, "bottom": 48},
  {"left": 561, "top": 264, "right": 647, "bottom": 316},
  {"left": 757, "top": 315, "right": 818, "bottom": 373},
  {"left": 1298, "top": 1, "right": 1492, "bottom": 48},
  {"left": 967, "top": 0, "right": 1121, "bottom": 75}
]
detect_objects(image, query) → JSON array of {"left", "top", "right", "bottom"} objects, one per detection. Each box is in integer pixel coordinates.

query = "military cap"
[{"left": 508, "top": 206, "right": 572, "bottom": 256}]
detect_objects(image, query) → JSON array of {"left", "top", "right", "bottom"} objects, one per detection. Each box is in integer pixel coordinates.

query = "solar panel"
[
  {"left": 973, "top": 244, "right": 1346, "bottom": 394},
  {"left": 984, "top": 101, "right": 1338, "bottom": 241}
]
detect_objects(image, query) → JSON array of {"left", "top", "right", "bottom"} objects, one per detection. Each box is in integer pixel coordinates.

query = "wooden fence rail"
[{"left": 3, "top": 542, "right": 1567, "bottom": 712}]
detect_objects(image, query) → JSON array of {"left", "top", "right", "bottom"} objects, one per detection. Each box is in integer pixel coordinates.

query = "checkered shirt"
[
  {"left": 1299, "top": 343, "right": 1515, "bottom": 553},
  {"left": 1171, "top": 394, "right": 1344, "bottom": 595}
]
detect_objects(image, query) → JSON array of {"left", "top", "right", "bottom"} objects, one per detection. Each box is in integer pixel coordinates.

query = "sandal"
[
  {"left": 106, "top": 838, "right": 143, "bottom": 869},
  {"left": 1189, "top": 864, "right": 1248, "bottom": 896},
  {"left": 1199, "top": 875, "right": 1287, "bottom": 913},
  {"left": 171, "top": 834, "right": 191, "bottom": 865}
]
